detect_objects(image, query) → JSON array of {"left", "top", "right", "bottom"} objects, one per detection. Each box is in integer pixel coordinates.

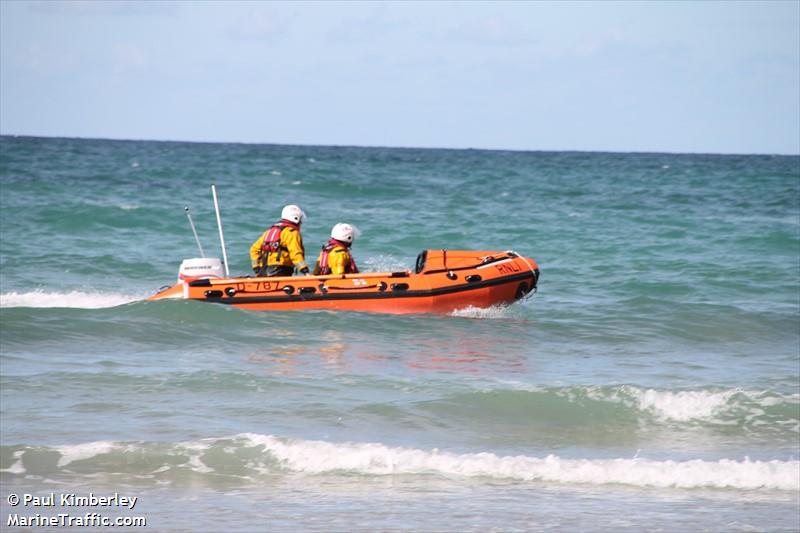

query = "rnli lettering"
[{"left": 495, "top": 263, "right": 521, "bottom": 274}]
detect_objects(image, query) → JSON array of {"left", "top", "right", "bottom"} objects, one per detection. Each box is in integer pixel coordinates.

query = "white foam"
[
  {"left": 55, "top": 441, "right": 118, "bottom": 467},
  {"left": 8, "top": 435, "right": 799, "bottom": 491},
  {"left": 0, "top": 290, "right": 143, "bottom": 309},
  {"left": 0, "top": 451, "right": 26, "bottom": 474},
  {"left": 450, "top": 305, "right": 511, "bottom": 319},
  {"left": 577, "top": 386, "right": 800, "bottom": 424},
  {"left": 361, "top": 255, "right": 408, "bottom": 273},
  {"left": 627, "top": 387, "right": 738, "bottom": 422},
  {"left": 237, "top": 434, "right": 800, "bottom": 491},
  {"left": 177, "top": 442, "right": 214, "bottom": 473},
  {"left": 187, "top": 455, "right": 213, "bottom": 474},
  {"left": 487, "top": 384, "right": 798, "bottom": 427}
]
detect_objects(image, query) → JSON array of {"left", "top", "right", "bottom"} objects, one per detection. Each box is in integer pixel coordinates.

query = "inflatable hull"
[{"left": 148, "top": 250, "right": 539, "bottom": 315}]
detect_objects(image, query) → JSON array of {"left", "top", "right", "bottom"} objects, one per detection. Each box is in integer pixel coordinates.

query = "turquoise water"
[{"left": 1, "top": 136, "right": 798, "bottom": 531}]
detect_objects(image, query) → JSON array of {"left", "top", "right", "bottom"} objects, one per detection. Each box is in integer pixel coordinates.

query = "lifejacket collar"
[
  {"left": 328, "top": 237, "right": 350, "bottom": 248},
  {"left": 279, "top": 219, "right": 300, "bottom": 229}
]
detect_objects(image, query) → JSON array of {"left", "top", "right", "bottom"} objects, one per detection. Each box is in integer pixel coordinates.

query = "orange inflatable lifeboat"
[{"left": 148, "top": 249, "right": 539, "bottom": 315}]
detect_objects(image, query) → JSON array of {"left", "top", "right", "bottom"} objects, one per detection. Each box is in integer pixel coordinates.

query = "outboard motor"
[{"left": 177, "top": 257, "right": 225, "bottom": 283}]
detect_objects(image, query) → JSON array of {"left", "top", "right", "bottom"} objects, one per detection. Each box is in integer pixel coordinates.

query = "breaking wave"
[
  {"left": 0, "top": 290, "right": 143, "bottom": 309},
  {"left": 2, "top": 434, "right": 797, "bottom": 491}
]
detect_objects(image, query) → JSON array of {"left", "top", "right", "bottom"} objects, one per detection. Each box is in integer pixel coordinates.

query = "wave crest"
[
  {"left": 2, "top": 434, "right": 797, "bottom": 491},
  {"left": 0, "top": 290, "right": 143, "bottom": 309}
]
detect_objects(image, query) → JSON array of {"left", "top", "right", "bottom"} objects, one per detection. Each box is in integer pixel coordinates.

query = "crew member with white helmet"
[
  {"left": 250, "top": 204, "right": 310, "bottom": 277},
  {"left": 313, "top": 223, "right": 360, "bottom": 276}
]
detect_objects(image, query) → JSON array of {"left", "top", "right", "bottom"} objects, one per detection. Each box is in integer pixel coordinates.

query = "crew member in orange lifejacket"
[
  {"left": 313, "top": 223, "right": 360, "bottom": 276},
  {"left": 249, "top": 205, "right": 310, "bottom": 277}
]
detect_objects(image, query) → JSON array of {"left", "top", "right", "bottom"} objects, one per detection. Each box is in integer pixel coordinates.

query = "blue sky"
[{"left": 1, "top": 0, "right": 798, "bottom": 154}]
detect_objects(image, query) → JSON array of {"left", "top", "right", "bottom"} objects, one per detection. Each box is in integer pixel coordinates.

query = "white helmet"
[
  {"left": 281, "top": 204, "right": 306, "bottom": 224},
  {"left": 331, "top": 222, "right": 360, "bottom": 244}
]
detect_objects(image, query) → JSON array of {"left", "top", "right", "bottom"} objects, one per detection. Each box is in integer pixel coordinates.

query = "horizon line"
[{"left": 1, "top": 132, "right": 798, "bottom": 158}]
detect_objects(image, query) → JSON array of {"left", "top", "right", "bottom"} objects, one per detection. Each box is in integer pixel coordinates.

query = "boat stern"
[{"left": 148, "top": 283, "right": 185, "bottom": 301}]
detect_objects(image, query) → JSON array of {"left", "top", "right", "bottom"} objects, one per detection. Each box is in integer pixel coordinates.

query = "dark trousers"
[{"left": 257, "top": 265, "right": 295, "bottom": 277}]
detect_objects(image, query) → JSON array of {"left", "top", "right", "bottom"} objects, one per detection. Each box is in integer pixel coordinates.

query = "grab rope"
[{"left": 506, "top": 250, "right": 539, "bottom": 294}]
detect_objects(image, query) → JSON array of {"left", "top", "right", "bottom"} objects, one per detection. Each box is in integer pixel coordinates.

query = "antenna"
[
  {"left": 211, "top": 184, "right": 230, "bottom": 276},
  {"left": 184, "top": 206, "right": 205, "bottom": 258}
]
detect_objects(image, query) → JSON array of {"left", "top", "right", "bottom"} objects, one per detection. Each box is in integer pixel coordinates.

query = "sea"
[{"left": 0, "top": 135, "right": 798, "bottom": 532}]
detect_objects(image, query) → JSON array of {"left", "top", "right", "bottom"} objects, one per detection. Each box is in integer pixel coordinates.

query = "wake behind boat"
[{"left": 148, "top": 249, "right": 539, "bottom": 314}]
